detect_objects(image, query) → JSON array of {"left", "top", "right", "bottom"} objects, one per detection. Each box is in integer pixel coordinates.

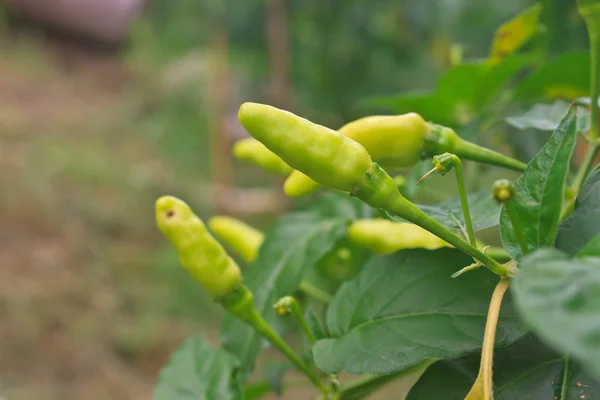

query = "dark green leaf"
[
  {"left": 577, "top": 234, "right": 600, "bottom": 258},
  {"left": 500, "top": 105, "right": 578, "bottom": 259},
  {"left": 407, "top": 334, "right": 600, "bottom": 400},
  {"left": 387, "top": 192, "right": 501, "bottom": 233},
  {"left": 153, "top": 335, "right": 240, "bottom": 400},
  {"left": 312, "top": 249, "right": 525, "bottom": 375},
  {"left": 506, "top": 100, "right": 590, "bottom": 132},
  {"left": 557, "top": 170, "right": 600, "bottom": 255},
  {"left": 513, "top": 248, "right": 600, "bottom": 381},
  {"left": 515, "top": 51, "right": 590, "bottom": 101},
  {"left": 222, "top": 206, "right": 349, "bottom": 380}
]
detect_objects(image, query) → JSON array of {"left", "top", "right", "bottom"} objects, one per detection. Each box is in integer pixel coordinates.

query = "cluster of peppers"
[{"left": 155, "top": 102, "right": 525, "bottom": 397}]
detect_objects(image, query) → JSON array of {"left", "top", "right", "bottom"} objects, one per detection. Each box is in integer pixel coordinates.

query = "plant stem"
[
  {"left": 452, "top": 136, "right": 527, "bottom": 172},
  {"left": 299, "top": 280, "right": 333, "bottom": 303},
  {"left": 396, "top": 201, "right": 510, "bottom": 276},
  {"left": 221, "top": 285, "right": 327, "bottom": 394},
  {"left": 579, "top": 0, "right": 599, "bottom": 141},
  {"left": 465, "top": 278, "right": 511, "bottom": 400},
  {"left": 353, "top": 164, "right": 512, "bottom": 277},
  {"left": 275, "top": 296, "right": 317, "bottom": 345},
  {"left": 451, "top": 155, "right": 477, "bottom": 246},
  {"left": 505, "top": 200, "right": 529, "bottom": 255}
]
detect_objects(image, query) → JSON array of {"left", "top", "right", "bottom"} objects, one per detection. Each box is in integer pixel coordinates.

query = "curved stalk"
[
  {"left": 220, "top": 285, "right": 327, "bottom": 394},
  {"left": 352, "top": 164, "right": 512, "bottom": 277},
  {"left": 465, "top": 278, "right": 511, "bottom": 400}
]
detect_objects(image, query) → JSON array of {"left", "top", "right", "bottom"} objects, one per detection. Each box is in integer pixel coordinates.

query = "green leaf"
[
  {"left": 557, "top": 170, "right": 600, "bottom": 255},
  {"left": 500, "top": 105, "right": 578, "bottom": 259},
  {"left": 506, "top": 100, "right": 591, "bottom": 132},
  {"left": 577, "top": 234, "right": 600, "bottom": 258},
  {"left": 487, "top": 4, "right": 542, "bottom": 65},
  {"left": 513, "top": 248, "right": 600, "bottom": 381},
  {"left": 387, "top": 192, "right": 502, "bottom": 233},
  {"left": 407, "top": 334, "right": 600, "bottom": 399},
  {"left": 312, "top": 249, "right": 525, "bottom": 375},
  {"left": 515, "top": 51, "right": 591, "bottom": 101},
  {"left": 153, "top": 335, "right": 240, "bottom": 400},
  {"left": 222, "top": 197, "right": 355, "bottom": 380}
]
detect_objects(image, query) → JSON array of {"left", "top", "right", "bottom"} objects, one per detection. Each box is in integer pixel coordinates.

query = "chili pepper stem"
[
  {"left": 353, "top": 164, "right": 511, "bottom": 277},
  {"left": 451, "top": 136, "right": 527, "bottom": 172},
  {"left": 220, "top": 285, "right": 328, "bottom": 394},
  {"left": 448, "top": 155, "right": 477, "bottom": 246},
  {"left": 274, "top": 296, "right": 317, "bottom": 345}
]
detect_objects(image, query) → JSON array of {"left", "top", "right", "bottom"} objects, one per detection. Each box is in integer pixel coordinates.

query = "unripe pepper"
[
  {"left": 155, "top": 196, "right": 241, "bottom": 299},
  {"left": 238, "top": 103, "right": 513, "bottom": 277},
  {"left": 208, "top": 216, "right": 265, "bottom": 264},
  {"left": 348, "top": 218, "right": 450, "bottom": 254},
  {"left": 233, "top": 137, "right": 293, "bottom": 176},
  {"left": 238, "top": 102, "right": 372, "bottom": 192},
  {"left": 284, "top": 113, "right": 428, "bottom": 197}
]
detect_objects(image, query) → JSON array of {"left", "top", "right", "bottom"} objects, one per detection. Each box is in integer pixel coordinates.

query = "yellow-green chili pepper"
[
  {"left": 348, "top": 218, "right": 450, "bottom": 254},
  {"left": 284, "top": 114, "right": 428, "bottom": 197},
  {"left": 233, "top": 137, "right": 293, "bottom": 176},
  {"left": 238, "top": 102, "right": 372, "bottom": 192},
  {"left": 238, "top": 102, "right": 512, "bottom": 277},
  {"left": 155, "top": 196, "right": 241, "bottom": 299},
  {"left": 208, "top": 216, "right": 265, "bottom": 264}
]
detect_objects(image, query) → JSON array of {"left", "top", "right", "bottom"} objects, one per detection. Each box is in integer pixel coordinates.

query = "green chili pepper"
[
  {"left": 284, "top": 114, "right": 428, "bottom": 197},
  {"left": 155, "top": 196, "right": 241, "bottom": 299},
  {"left": 238, "top": 102, "right": 372, "bottom": 192},
  {"left": 238, "top": 103, "right": 512, "bottom": 276},
  {"left": 348, "top": 218, "right": 450, "bottom": 254},
  {"left": 233, "top": 137, "right": 293, "bottom": 176},
  {"left": 208, "top": 216, "right": 265, "bottom": 264}
]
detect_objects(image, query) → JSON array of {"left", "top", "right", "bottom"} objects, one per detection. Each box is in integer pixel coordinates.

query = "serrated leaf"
[
  {"left": 557, "top": 170, "right": 600, "bottom": 255},
  {"left": 506, "top": 100, "right": 591, "bottom": 132},
  {"left": 513, "top": 248, "right": 600, "bottom": 381},
  {"left": 500, "top": 105, "right": 578, "bottom": 259},
  {"left": 516, "top": 51, "right": 590, "bottom": 100},
  {"left": 387, "top": 192, "right": 501, "bottom": 234},
  {"left": 312, "top": 249, "right": 525, "bottom": 375},
  {"left": 407, "top": 334, "right": 600, "bottom": 399},
  {"left": 488, "top": 4, "right": 542, "bottom": 65},
  {"left": 222, "top": 194, "right": 368, "bottom": 381},
  {"left": 153, "top": 335, "right": 240, "bottom": 400}
]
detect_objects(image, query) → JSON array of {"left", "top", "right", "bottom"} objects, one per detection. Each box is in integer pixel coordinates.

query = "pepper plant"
[{"left": 152, "top": 1, "right": 600, "bottom": 399}]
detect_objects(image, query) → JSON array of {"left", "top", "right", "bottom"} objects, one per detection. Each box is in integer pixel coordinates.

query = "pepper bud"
[
  {"left": 155, "top": 196, "right": 242, "bottom": 299},
  {"left": 273, "top": 296, "right": 295, "bottom": 317},
  {"left": 492, "top": 179, "right": 514, "bottom": 203},
  {"left": 347, "top": 218, "right": 450, "bottom": 254},
  {"left": 208, "top": 216, "right": 265, "bottom": 264},
  {"left": 233, "top": 138, "right": 293, "bottom": 176},
  {"left": 284, "top": 113, "right": 428, "bottom": 197},
  {"left": 238, "top": 102, "right": 372, "bottom": 193}
]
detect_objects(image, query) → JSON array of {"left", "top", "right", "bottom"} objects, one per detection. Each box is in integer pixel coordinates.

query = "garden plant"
[{"left": 152, "top": 1, "right": 600, "bottom": 398}]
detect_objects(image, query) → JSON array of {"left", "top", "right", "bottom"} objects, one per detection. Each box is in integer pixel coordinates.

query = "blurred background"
[{"left": 0, "top": 0, "right": 590, "bottom": 399}]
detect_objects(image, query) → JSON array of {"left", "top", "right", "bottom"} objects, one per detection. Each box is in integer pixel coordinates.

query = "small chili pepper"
[
  {"left": 238, "top": 102, "right": 372, "bottom": 193},
  {"left": 233, "top": 137, "right": 293, "bottom": 176},
  {"left": 284, "top": 113, "right": 428, "bottom": 197},
  {"left": 348, "top": 218, "right": 450, "bottom": 254},
  {"left": 208, "top": 216, "right": 265, "bottom": 264},
  {"left": 155, "top": 196, "right": 241, "bottom": 299}
]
